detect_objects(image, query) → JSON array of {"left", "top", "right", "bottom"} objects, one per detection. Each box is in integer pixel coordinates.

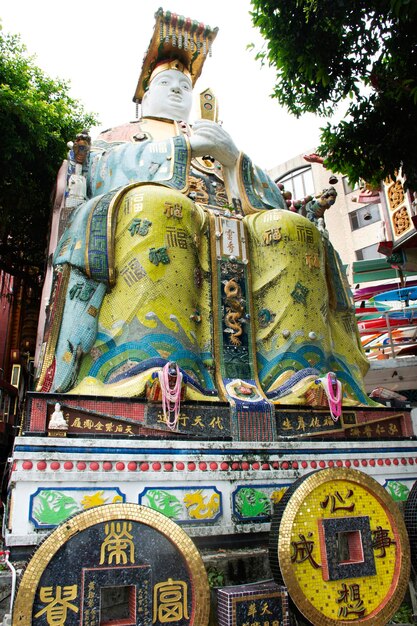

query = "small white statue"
[
  {"left": 65, "top": 164, "right": 87, "bottom": 208},
  {"left": 48, "top": 402, "right": 68, "bottom": 430},
  {"left": 316, "top": 217, "right": 329, "bottom": 239}
]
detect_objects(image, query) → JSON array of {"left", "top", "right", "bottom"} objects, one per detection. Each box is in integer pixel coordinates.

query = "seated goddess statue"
[
  {"left": 48, "top": 403, "right": 68, "bottom": 430},
  {"left": 36, "top": 9, "right": 373, "bottom": 410}
]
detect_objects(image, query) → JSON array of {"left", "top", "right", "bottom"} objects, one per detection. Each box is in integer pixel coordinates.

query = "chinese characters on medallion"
[
  {"left": 35, "top": 521, "right": 192, "bottom": 626},
  {"left": 289, "top": 483, "right": 397, "bottom": 620}
]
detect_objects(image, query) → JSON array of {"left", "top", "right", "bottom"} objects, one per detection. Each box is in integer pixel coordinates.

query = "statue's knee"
[{"left": 123, "top": 184, "right": 198, "bottom": 224}]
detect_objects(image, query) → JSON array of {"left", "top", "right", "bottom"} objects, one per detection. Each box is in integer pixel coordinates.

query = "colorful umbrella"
[{"left": 371, "top": 287, "right": 417, "bottom": 303}]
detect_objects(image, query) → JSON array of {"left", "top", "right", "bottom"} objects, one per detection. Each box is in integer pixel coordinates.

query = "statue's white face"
[{"left": 141, "top": 69, "right": 193, "bottom": 121}]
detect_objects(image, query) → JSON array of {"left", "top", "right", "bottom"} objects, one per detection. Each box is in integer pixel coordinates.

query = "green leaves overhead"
[
  {"left": 0, "top": 29, "right": 98, "bottom": 282},
  {"left": 250, "top": 0, "right": 417, "bottom": 188}
]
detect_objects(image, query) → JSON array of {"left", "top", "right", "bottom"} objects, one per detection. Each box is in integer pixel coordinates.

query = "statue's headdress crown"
[{"left": 133, "top": 8, "right": 218, "bottom": 103}]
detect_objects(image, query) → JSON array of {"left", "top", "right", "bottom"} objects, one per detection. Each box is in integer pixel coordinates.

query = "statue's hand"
[{"left": 189, "top": 120, "right": 239, "bottom": 168}]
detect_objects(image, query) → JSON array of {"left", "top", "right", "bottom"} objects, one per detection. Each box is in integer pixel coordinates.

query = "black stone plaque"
[
  {"left": 276, "top": 409, "right": 353, "bottom": 437},
  {"left": 146, "top": 403, "right": 231, "bottom": 438}
]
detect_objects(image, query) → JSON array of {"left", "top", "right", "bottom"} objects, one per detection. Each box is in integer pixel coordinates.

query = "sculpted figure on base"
[
  {"left": 48, "top": 403, "right": 68, "bottom": 431},
  {"left": 36, "top": 9, "right": 372, "bottom": 409}
]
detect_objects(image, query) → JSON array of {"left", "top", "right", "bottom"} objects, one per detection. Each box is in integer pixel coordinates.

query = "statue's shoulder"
[
  {"left": 94, "top": 120, "right": 146, "bottom": 145},
  {"left": 94, "top": 118, "right": 178, "bottom": 147}
]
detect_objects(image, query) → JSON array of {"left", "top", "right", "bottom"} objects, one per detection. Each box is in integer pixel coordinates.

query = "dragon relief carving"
[
  {"left": 188, "top": 176, "right": 209, "bottom": 204},
  {"left": 223, "top": 278, "right": 245, "bottom": 346},
  {"left": 183, "top": 490, "right": 220, "bottom": 519}
]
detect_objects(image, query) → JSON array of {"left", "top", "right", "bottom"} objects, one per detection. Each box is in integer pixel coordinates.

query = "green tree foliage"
[
  {"left": 250, "top": 0, "right": 417, "bottom": 188},
  {"left": 0, "top": 29, "right": 97, "bottom": 283}
]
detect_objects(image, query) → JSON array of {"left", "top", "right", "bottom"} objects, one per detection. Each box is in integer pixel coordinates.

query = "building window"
[
  {"left": 277, "top": 166, "right": 315, "bottom": 200},
  {"left": 349, "top": 204, "right": 380, "bottom": 230},
  {"left": 355, "top": 243, "right": 384, "bottom": 261},
  {"left": 343, "top": 176, "right": 360, "bottom": 195}
]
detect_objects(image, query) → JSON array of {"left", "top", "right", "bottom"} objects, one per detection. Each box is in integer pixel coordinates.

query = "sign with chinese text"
[
  {"left": 146, "top": 404, "right": 231, "bottom": 438},
  {"left": 344, "top": 415, "right": 404, "bottom": 439},
  {"left": 276, "top": 410, "right": 355, "bottom": 437},
  {"left": 217, "top": 580, "right": 289, "bottom": 626},
  {"left": 12, "top": 503, "right": 210, "bottom": 626},
  {"left": 47, "top": 403, "right": 142, "bottom": 437},
  {"left": 46, "top": 401, "right": 231, "bottom": 439},
  {"left": 269, "top": 468, "right": 410, "bottom": 626}
]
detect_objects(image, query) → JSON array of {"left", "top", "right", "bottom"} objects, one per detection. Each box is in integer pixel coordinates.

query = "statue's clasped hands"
[{"left": 189, "top": 120, "right": 239, "bottom": 169}]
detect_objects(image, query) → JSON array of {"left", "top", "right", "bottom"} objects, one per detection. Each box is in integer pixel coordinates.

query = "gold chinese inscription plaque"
[
  {"left": 12, "top": 503, "right": 210, "bottom": 626},
  {"left": 269, "top": 468, "right": 410, "bottom": 625}
]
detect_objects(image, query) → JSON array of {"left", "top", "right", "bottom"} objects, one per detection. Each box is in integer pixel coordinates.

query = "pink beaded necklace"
[
  {"left": 318, "top": 372, "right": 342, "bottom": 422},
  {"left": 158, "top": 362, "right": 183, "bottom": 430}
]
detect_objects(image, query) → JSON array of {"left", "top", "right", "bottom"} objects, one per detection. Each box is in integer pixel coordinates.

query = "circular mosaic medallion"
[
  {"left": 13, "top": 503, "right": 210, "bottom": 626},
  {"left": 404, "top": 480, "right": 417, "bottom": 569},
  {"left": 269, "top": 468, "right": 410, "bottom": 626}
]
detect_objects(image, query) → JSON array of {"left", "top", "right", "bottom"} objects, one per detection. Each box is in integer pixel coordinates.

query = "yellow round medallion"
[{"left": 270, "top": 468, "right": 410, "bottom": 625}]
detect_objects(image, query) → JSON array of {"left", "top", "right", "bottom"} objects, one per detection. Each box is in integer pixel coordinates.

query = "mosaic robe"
[{"left": 36, "top": 118, "right": 371, "bottom": 406}]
